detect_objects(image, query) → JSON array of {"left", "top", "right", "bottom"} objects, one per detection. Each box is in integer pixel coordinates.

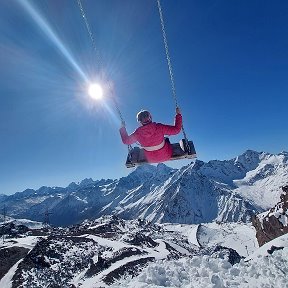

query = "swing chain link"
[
  {"left": 77, "top": 0, "right": 103, "bottom": 72},
  {"left": 77, "top": 0, "right": 97, "bottom": 51},
  {"left": 157, "top": 0, "right": 178, "bottom": 109},
  {"left": 157, "top": 0, "right": 191, "bottom": 154},
  {"left": 109, "top": 83, "right": 134, "bottom": 157},
  {"left": 111, "top": 96, "right": 125, "bottom": 124}
]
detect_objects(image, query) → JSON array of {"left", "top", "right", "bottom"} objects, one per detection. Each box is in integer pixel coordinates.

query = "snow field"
[{"left": 112, "top": 247, "right": 288, "bottom": 288}]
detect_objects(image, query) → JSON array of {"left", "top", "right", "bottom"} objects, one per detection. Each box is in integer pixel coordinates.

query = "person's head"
[{"left": 137, "top": 110, "right": 152, "bottom": 125}]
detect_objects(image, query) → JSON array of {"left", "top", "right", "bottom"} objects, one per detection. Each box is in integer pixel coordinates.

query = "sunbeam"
[
  {"left": 102, "top": 101, "right": 121, "bottom": 126},
  {"left": 18, "top": 0, "right": 88, "bottom": 83}
]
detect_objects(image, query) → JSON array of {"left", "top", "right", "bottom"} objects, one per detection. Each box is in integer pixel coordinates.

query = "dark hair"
[{"left": 136, "top": 110, "right": 152, "bottom": 124}]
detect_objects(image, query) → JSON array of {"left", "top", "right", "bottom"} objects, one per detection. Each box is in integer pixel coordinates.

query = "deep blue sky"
[{"left": 1, "top": 0, "right": 287, "bottom": 195}]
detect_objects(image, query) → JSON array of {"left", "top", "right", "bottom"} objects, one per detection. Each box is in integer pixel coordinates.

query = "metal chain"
[
  {"left": 77, "top": 0, "right": 97, "bottom": 51},
  {"left": 77, "top": 1, "right": 132, "bottom": 156},
  {"left": 112, "top": 97, "right": 133, "bottom": 153},
  {"left": 77, "top": 0, "right": 102, "bottom": 71},
  {"left": 157, "top": 0, "right": 178, "bottom": 108},
  {"left": 111, "top": 97, "right": 124, "bottom": 123},
  {"left": 156, "top": 0, "right": 191, "bottom": 154}
]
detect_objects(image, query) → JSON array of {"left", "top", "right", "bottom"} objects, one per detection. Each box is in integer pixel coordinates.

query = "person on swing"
[{"left": 119, "top": 107, "right": 182, "bottom": 163}]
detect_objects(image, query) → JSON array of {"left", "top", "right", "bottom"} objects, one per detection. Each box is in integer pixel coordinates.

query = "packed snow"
[{"left": 111, "top": 235, "right": 288, "bottom": 288}]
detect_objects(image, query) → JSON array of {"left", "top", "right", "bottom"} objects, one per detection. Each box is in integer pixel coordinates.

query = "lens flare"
[{"left": 18, "top": 0, "right": 88, "bottom": 82}]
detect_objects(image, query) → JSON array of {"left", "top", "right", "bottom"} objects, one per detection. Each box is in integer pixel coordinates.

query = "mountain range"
[{"left": 1, "top": 150, "right": 287, "bottom": 226}]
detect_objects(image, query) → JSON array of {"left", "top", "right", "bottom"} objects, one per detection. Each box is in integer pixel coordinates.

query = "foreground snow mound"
[{"left": 112, "top": 234, "right": 288, "bottom": 288}]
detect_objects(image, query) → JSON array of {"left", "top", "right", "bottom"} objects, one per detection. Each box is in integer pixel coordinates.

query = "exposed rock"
[
  {"left": 0, "top": 246, "right": 29, "bottom": 280},
  {"left": 252, "top": 185, "right": 288, "bottom": 246},
  {"left": 85, "top": 247, "right": 145, "bottom": 278},
  {"left": 211, "top": 246, "right": 243, "bottom": 265},
  {"left": 11, "top": 236, "right": 98, "bottom": 288},
  {"left": 267, "top": 245, "right": 284, "bottom": 255},
  {"left": 0, "top": 222, "right": 30, "bottom": 238},
  {"left": 103, "top": 257, "right": 155, "bottom": 285},
  {"left": 127, "top": 232, "right": 158, "bottom": 248}
]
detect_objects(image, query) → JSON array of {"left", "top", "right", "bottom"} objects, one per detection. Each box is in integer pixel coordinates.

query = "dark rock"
[
  {"left": 11, "top": 236, "right": 98, "bottom": 288},
  {"left": 267, "top": 245, "right": 284, "bottom": 255},
  {"left": 252, "top": 185, "right": 288, "bottom": 246},
  {"left": 127, "top": 232, "right": 158, "bottom": 248},
  {"left": 85, "top": 247, "right": 145, "bottom": 278},
  {"left": 110, "top": 247, "right": 145, "bottom": 264},
  {"left": 164, "top": 242, "right": 183, "bottom": 260},
  {"left": 103, "top": 257, "right": 155, "bottom": 285},
  {"left": 85, "top": 251, "right": 110, "bottom": 278},
  {"left": 0, "top": 222, "right": 29, "bottom": 238},
  {"left": 212, "top": 246, "right": 243, "bottom": 265},
  {"left": 0, "top": 246, "right": 29, "bottom": 280}
]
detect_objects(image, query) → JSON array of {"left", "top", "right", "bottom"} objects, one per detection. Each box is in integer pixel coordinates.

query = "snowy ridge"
[
  {"left": 0, "top": 150, "right": 287, "bottom": 226},
  {"left": 234, "top": 151, "right": 288, "bottom": 209}
]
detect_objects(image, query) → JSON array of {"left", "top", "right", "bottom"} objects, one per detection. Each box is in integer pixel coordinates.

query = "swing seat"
[{"left": 125, "top": 138, "right": 197, "bottom": 168}]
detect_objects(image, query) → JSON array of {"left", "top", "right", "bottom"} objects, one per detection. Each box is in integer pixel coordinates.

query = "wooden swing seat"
[{"left": 126, "top": 138, "right": 197, "bottom": 168}]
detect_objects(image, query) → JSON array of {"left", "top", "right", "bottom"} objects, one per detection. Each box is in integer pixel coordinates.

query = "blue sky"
[{"left": 0, "top": 0, "right": 287, "bottom": 195}]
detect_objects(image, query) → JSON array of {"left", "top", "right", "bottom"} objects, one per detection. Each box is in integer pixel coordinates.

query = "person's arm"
[
  {"left": 119, "top": 122, "right": 138, "bottom": 145},
  {"left": 160, "top": 108, "right": 182, "bottom": 136}
]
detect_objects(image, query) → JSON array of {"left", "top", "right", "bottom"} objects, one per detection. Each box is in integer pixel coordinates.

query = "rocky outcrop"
[
  {"left": 12, "top": 236, "right": 99, "bottom": 288},
  {"left": 0, "top": 247, "right": 30, "bottom": 280},
  {"left": 211, "top": 246, "right": 243, "bottom": 265},
  {"left": 252, "top": 185, "right": 288, "bottom": 246},
  {"left": 0, "top": 222, "right": 29, "bottom": 238}
]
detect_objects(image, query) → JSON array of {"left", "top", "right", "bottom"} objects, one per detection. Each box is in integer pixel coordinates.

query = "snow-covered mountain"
[{"left": 1, "top": 150, "right": 287, "bottom": 226}]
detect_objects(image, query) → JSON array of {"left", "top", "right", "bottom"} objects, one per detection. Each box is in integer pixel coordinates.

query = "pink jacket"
[{"left": 120, "top": 114, "right": 182, "bottom": 163}]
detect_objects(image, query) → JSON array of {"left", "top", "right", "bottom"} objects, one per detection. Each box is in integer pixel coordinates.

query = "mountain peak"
[
  {"left": 234, "top": 150, "right": 264, "bottom": 170},
  {"left": 79, "top": 178, "right": 95, "bottom": 187},
  {"left": 278, "top": 151, "right": 288, "bottom": 161},
  {"left": 156, "top": 163, "right": 175, "bottom": 175},
  {"left": 129, "top": 163, "right": 175, "bottom": 180},
  {"left": 67, "top": 182, "right": 79, "bottom": 191},
  {"left": 129, "top": 164, "right": 157, "bottom": 177},
  {"left": 241, "top": 149, "right": 262, "bottom": 158}
]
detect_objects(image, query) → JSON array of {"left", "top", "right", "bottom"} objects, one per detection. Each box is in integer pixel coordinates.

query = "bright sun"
[{"left": 88, "top": 83, "right": 103, "bottom": 100}]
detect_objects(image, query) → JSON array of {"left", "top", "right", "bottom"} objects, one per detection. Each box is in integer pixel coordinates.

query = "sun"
[{"left": 88, "top": 83, "right": 103, "bottom": 100}]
